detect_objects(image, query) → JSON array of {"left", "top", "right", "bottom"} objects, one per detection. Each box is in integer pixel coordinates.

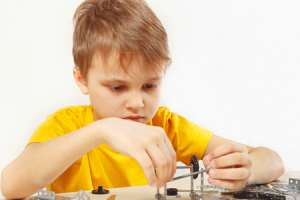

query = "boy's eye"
[
  {"left": 110, "top": 86, "right": 125, "bottom": 91},
  {"left": 143, "top": 84, "right": 156, "bottom": 89}
]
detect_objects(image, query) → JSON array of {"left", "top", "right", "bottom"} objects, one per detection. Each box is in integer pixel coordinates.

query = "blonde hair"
[{"left": 73, "top": 0, "right": 171, "bottom": 80}]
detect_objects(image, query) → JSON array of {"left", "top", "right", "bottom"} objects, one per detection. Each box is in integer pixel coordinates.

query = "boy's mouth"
[{"left": 123, "top": 116, "right": 144, "bottom": 122}]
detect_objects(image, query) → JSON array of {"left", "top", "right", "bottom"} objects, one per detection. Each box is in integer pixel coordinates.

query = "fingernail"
[
  {"left": 169, "top": 176, "right": 174, "bottom": 181},
  {"left": 208, "top": 178, "right": 214, "bottom": 184},
  {"left": 210, "top": 170, "right": 216, "bottom": 178},
  {"left": 151, "top": 182, "right": 157, "bottom": 187},
  {"left": 158, "top": 183, "right": 165, "bottom": 188},
  {"left": 206, "top": 165, "right": 211, "bottom": 174},
  {"left": 211, "top": 160, "right": 216, "bottom": 168},
  {"left": 209, "top": 154, "right": 213, "bottom": 160}
]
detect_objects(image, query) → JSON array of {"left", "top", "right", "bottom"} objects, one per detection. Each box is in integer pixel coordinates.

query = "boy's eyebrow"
[
  {"left": 146, "top": 76, "right": 164, "bottom": 81},
  {"left": 104, "top": 76, "right": 163, "bottom": 83}
]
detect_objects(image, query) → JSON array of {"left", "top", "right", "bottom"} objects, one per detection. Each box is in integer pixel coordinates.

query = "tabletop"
[
  {"left": 18, "top": 171, "right": 300, "bottom": 200},
  {"left": 1, "top": 171, "right": 299, "bottom": 200}
]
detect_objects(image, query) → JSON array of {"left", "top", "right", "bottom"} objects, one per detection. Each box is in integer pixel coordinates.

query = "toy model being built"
[
  {"left": 154, "top": 155, "right": 300, "bottom": 200},
  {"left": 155, "top": 155, "right": 224, "bottom": 200},
  {"left": 22, "top": 155, "right": 300, "bottom": 200}
]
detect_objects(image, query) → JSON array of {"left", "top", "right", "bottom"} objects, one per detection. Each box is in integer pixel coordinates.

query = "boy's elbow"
[
  {"left": 278, "top": 156, "right": 285, "bottom": 178},
  {"left": 273, "top": 150, "right": 285, "bottom": 181},
  {"left": 1, "top": 167, "right": 16, "bottom": 199},
  {"left": 1, "top": 185, "right": 16, "bottom": 200},
  {"left": 1, "top": 166, "right": 34, "bottom": 199}
]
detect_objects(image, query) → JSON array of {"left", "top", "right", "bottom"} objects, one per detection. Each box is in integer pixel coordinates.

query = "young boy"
[{"left": 1, "top": 0, "right": 284, "bottom": 199}]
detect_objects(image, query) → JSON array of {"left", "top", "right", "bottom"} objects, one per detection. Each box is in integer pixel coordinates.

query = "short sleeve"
[
  {"left": 26, "top": 106, "right": 90, "bottom": 147},
  {"left": 152, "top": 107, "right": 214, "bottom": 165}
]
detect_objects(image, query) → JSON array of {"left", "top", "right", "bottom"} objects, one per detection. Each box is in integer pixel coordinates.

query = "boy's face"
[{"left": 74, "top": 53, "right": 164, "bottom": 124}]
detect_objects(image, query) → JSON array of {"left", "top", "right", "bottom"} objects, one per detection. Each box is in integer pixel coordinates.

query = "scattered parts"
[
  {"left": 74, "top": 190, "right": 90, "bottom": 200},
  {"left": 199, "top": 185, "right": 227, "bottom": 191},
  {"left": 220, "top": 192, "right": 235, "bottom": 195},
  {"left": 257, "top": 193, "right": 286, "bottom": 200},
  {"left": 27, "top": 190, "right": 74, "bottom": 200},
  {"left": 289, "top": 178, "right": 300, "bottom": 189},
  {"left": 92, "top": 186, "right": 110, "bottom": 194},
  {"left": 37, "top": 190, "right": 55, "bottom": 200},
  {"left": 233, "top": 191, "right": 256, "bottom": 199}
]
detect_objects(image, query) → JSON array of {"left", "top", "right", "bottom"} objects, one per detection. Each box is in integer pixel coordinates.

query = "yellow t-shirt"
[{"left": 27, "top": 105, "right": 213, "bottom": 193}]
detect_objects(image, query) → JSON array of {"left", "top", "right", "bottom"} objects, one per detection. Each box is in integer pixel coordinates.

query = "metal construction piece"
[
  {"left": 289, "top": 178, "right": 300, "bottom": 189},
  {"left": 198, "top": 185, "right": 227, "bottom": 191},
  {"left": 55, "top": 196, "right": 75, "bottom": 200},
  {"left": 37, "top": 190, "right": 55, "bottom": 200},
  {"left": 178, "top": 190, "right": 218, "bottom": 194},
  {"left": 177, "top": 166, "right": 193, "bottom": 169},
  {"left": 155, "top": 155, "right": 209, "bottom": 200},
  {"left": 155, "top": 188, "right": 163, "bottom": 200},
  {"left": 201, "top": 168, "right": 204, "bottom": 199},
  {"left": 191, "top": 163, "right": 194, "bottom": 196},
  {"left": 169, "top": 168, "right": 211, "bottom": 182},
  {"left": 164, "top": 183, "right": 167, "bottom": 200},
  {"left": 73, "top": 190, "right": 90, "bottom": 200}
]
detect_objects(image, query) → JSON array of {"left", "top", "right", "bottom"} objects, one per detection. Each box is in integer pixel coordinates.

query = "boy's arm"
[
  {"left": 1, "top": 121, "right": 104, "bottom": 199},
  {"left": 1, "top": 118, "right": 176, "bottom": 199},
  {"left": 202, "top": 135, "right": 285, "bottom": 190}
]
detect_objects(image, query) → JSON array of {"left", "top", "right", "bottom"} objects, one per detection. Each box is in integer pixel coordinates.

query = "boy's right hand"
[{"left": 98, "top": 117, "right": 177, "bottom": 188}]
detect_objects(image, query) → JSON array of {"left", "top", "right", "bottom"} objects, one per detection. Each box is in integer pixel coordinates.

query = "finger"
[
  {"left": 146, "top": 146, "right": 168, "bottom": 188},
  {"left": 157, "top": 140, "right": 173, "bottom": 183},
  {"left": 211, "top": 152, "right": 252, "bottom": 168},
  {"left": 209, "top": 143, "right": 247, "bottom": 160},
  {"left": 202, "top": 155, "right": 211, "bottom": 168},
  {"left": 208, "top": 177, "right": 247, "bottom": 190},
  {"left": 134, "top": 151, "right": 157, "bottom": 187},
  {"left": 163, "top": 136, "right": 177, "bottom": 181},
  {"left": 208, "top": 167, "right": 251, "bottom": 180},
  {"left": 202, "top": 155, "right": 211, "bottom": 174}
]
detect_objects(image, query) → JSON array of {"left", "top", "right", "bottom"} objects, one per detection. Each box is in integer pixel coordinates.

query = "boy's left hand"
[{"left": 203, "top": 142, "right": 252, "bottom": 190}]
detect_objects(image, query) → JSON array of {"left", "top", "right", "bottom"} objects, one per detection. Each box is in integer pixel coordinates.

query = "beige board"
[{"left": 2, "top": 171, "right": 299, "bottom": 200}]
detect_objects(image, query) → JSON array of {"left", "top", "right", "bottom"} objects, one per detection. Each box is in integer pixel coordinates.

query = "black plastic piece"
[
  {"left": 167, "top": 188, "right": 178, "bottom": 196},
  {"left": 190, "top": 155, "right": 199, "bottom": 179},
  {"left": 257, "top": 193, "right": 286, "bottom": 200},
  {"left": 221, "top": 192, "right": 235, "bottom": 195},
  {"left": 269, "top": 196, "right": 286, "bottom": 200},
  {"left": 233, "top": 191, "right": 257, "bottom": 199},
  {"left": 92, "top": 186, "right": 110, "bottom": 194}
]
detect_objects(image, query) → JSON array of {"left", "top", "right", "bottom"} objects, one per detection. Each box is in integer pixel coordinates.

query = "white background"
[{"left": 0, "top": 0, "right": 300, "bottom": 198}]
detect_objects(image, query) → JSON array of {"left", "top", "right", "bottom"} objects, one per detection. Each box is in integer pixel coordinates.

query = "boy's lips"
[{"left": 123, "top": 116, "right": 144, "bottom": 122}]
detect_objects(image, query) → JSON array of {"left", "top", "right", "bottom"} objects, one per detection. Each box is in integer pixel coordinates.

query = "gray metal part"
[
  {"left": 37, "top": 190, "right": 55, "bottom": 200},
  {"left": 155, "top": 193, "right": 163, "bottom": 200},
  {"left": 289, "top": 178, "right": 300, "bottom": 189},
  {"left": 73, "top": 190, "right": 90, "bottom": 200}
]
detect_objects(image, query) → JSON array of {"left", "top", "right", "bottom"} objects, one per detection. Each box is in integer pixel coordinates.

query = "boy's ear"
[{"left": 73, "top": 66, "right": 89, "bottom": 95}]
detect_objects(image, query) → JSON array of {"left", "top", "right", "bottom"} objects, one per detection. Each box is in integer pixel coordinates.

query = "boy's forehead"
[{"left": 90, "top": 51, "right": 165, "bottom": 79}]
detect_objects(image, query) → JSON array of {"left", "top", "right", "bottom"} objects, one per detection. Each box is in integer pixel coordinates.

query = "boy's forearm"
[
  {"left": 247, "top": 147, "right": 285, "bottom": 185},
  {"left": 1, "top": 121, "right": 105, "bottom": 199}
]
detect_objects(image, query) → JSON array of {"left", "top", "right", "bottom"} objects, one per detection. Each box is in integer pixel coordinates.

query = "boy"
[{"left": 1, "top": 0, "right": 284, "bottom": 199}]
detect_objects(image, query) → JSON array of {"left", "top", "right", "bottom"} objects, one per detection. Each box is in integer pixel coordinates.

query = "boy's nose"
[{"left": 125, "top": 92, "right": 144, "bottom": 110}]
